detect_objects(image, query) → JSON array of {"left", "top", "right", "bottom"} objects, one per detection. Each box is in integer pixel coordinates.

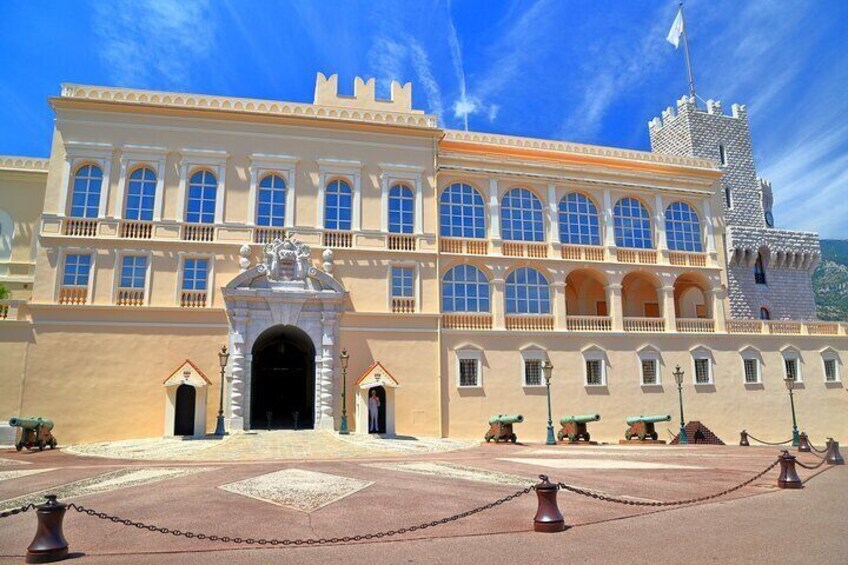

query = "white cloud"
[{"left": 408, "top": 41, "right": 444, "bottom": 122}]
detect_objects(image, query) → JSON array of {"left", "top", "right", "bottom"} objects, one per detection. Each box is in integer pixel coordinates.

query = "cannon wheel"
[
  {"left": 509, "top": 434, "right": 517, "bottom": 443},
  {"left": 15, "top": 443, "right": 23, "bottom": 452},
  {"left": 584, "top": 432, "right": 591, "bottom": 442},
  {"left": 484, "top": 432, "right": 492, "bottom": 443},
  {"left": 625, "top": 430, "right": 632, "bottom": 440},
  {"left": 651, "top": 432, "right": 658, "bottom": 441},
  {"left": 638, "top": 432, "right": 646, "bottom": 441},
  {"left": 37, "top": 440, "right": 45, "bottom": 451},
  {"left": 49, "top": 438, "right": 57, "bottom": 449},
  {"left": 567, "top": 433, "right": 577, "bottom": 442},
  {"left": 556, "top": 430, "right": 563, "bottom": 441}
]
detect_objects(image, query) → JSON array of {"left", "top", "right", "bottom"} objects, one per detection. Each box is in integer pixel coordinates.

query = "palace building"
[{"left": 0, "top": 73, "right": 845, "bottom": 445}]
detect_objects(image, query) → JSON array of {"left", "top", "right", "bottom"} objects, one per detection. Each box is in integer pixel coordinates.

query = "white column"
[
  {"left": 703, "top": 199, "right": 716, "bottom": 254},
  {"left": 319, "top": 310, "right": 338, "bottom": 430},
  {"left": 711, "top": 286, "right": 727, "bottom": 332},
  {"left": 176, "top": 162, "right": 189, "bottom": 221},
  {"left": 547, "top": 183, "right": 559, "bottom": 243},
  {"left": 58, "top": 157, "right": 72, "bottom": 216},
  {"left": 654, "top": 193, "right": 667, "bottom": 251},
  {"left": 247, "top": 168, "right": 259, "bottom": 226},
  {"left": 553, "top": 271, "right": 567, "bottom": 330},
  {"left": 609, "top": 283, "right": 623, "bottom": 331},
  {"left": 317, "top": 173, "right": 326, "bottom": 229},
  {"left": 285, "top": 167, "right": 296, "bottom": 228},
  {"left": 114, "top": 159, "right": 129, "bottom": 219},
  {"left": 153, "top": 159, "right": 165, "bottom": 222},
  {"left": 352, "top": 173, "right": 362, "bottom": 231},
  {"left": 227, "top": 314, "right": 248, "bottom": 431},
  {"left": 603, "top": 189, "right": 615, "bottom": 247},
  {"left": 380, "top": 175, "right": 389, "bottom": 232},
  {"left": 414, "top": 176, "right": 423, "bottom": 235},
  {"left": 662, "top": 285, "right": 676, "bottom": 332},
  {"left": 492, "top": 278, "right": 505, "bottom": 329},
  {"left": 214, "top": 164, "right": 226, "bottom": 224},
  {"left": 488, "top": 179, "right": 501, "bottom": 240},
  {"left": 98, "top": 157, "right": 112, "bottom": 218}
]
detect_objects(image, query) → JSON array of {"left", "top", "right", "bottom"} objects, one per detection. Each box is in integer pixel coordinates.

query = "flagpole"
[{"left": 679, "top": 2, "right": 696, "bottom": 99}]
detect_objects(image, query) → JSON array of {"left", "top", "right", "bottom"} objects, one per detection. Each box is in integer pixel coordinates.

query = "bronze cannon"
[
  {"left": 557, "top": 413, "right": 600, "bottom": 443},
  {"left": 624, "top": 414, "right": 671, "bottom": 442},
  {"left": 9, "top": 417, "right": 57, "bottom": 452},
  {"left": 484, "top": 414, "right": 524, "bottom": 443}
]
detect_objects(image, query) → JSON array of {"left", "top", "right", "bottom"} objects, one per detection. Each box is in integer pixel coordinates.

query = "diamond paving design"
[
  {"left": 218, "top": 468, "right": 373, "bottom": 513},
  {"left": 0, "top": 458, "right": 29, "bottom": 466},
  {"left": 0, "top": 469, "right": 54, "bottom": 483},
  {"left": 365, "top": 461, "right": 536, "bottom": 486},
  {"left": 500, "top": 457, "right": 707, "bottom": 470}
]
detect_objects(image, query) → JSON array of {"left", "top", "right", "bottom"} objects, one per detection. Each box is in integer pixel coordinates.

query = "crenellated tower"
[{"left": 649, "top": 96, "right": 821, "bottom": 321}]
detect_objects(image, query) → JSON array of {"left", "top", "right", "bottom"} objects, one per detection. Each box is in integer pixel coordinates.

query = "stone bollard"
[
  {"left": 739, "top": 430, "right": 750, "bottom": 447},
  {"left": 26, "top": 494, "right": 69, "bottom": 564},
  {"left": 533, "top": 475, "right": 566, "bottom": 533},
  {"left": 797, "top": 432, "right": 811, "bottom": 453},
  {"left": 825, "top": 438, "right": 845, "bottom": 465},
  {"left": 777, "top": 451, "right": 803, "bottom": 489}
]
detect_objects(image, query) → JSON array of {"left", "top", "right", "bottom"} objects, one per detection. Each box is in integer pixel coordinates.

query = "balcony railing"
[
  {"left": 623, "top": 317, "right": 665, "bottom": 332},
  {"left": 767, "top": 321, "right": 803, "bottom": 335},
  {"left": 323, "top": 230, "right": 353, "bottom": 248},
  {"left": 505, "top": 314, "right": 554, "bottom": 331},
  {"left": 806, "top": 322, "right": 840, "bottom": 336},
  {"left": 726, "top": 320, "right": 843, "bottom": 335},
  {"left": 116, "top": 288, "right": 145, "bottom": 306},
  {"left": 119, "top": 220, "right": 153, "bottom": 239},
  {"left": 669, "top": 251, "right": 707, "bottom": 267},
  {"left": 615, "top": 248, "right": 658, "bottom": 264},
  {"left": 0, "top": 300, "right": 25, "bottom": 321},
  {"left": 440, "top": 238, "right": 488, "bottom": 255},
  {"left": 566, "top": 315, "right": 612, "bottom": 332},
  {"left": 390, "top": 297, "right": 415, "bottom": 313},
  {"left": 253, "top": 227, "right": 287, "bottom": 245},
  {"left": 442, "top": 313, "right": 493, "bottom": 330},
  {"left": 58, "top": 286, "right": 88, "bottom": 305},
  {"left": 727, "top": 320, "right": 763, "bottom": 334},
  {"left": 62, "top": 218, "right": 99, "bottom": 237},
  {"left": 182, "top": 224, "right": 215, "bottom": 242},
  {"left": 180, "top": 290, "right": 207, "bottom": 308},
  {"left": 561, "top": 245, "right": 605, "bottom": 262},
  {"left": 676, "top": 318, "right": 715, "bottom": 333},
  {"left": 502, "top": 241, "right": 548, "bottom": 258},
  {"left": 387, "top": 234, "right": 417, "bottom": 251}
]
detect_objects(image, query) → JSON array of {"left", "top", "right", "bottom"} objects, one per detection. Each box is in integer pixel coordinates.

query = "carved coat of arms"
[{"left": 258, "top": 237, "right": 313, "bottom": 282}]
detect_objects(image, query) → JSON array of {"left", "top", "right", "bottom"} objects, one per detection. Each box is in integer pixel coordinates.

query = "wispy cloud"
[
  {"left": 408, "top": 40, "right": 445, "bottom": 121},
  {"left": 92, "top": 0, "right": 216, "bottom": 89}
]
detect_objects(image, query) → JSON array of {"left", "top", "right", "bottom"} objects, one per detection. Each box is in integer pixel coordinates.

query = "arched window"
[
  {"left": 125, "top": 167, "right": 156, "bottom": 221},
  {"left": 388, "top": 184, "right": 414, "bottom": 234},
  {"left": 185, "top": 170, "right": 217, "bottom": 224},
  {"left": 613, "top": 197, "right": 652, "bottom": 249},
  {"left": 442, "top": 265, "right": 490, "bottom": 313},
  {"left": 439, "top": 183, "right": 485, "bottom": 238},
  {"left": 324, "top": 179, "right": 352, "bottom": 231},
  {"left": 759, "top": 307, "right": 770, "bottom": 320},
  {"left": 501, "top": 188, "right": 544, "bottom": 242},
  {"left": 257, "top": 173, "right": 286, "bottom": 227},
  {"left": 505, "top": 267, "right": 550, "bottom": 314},
  {"left": 754, "top": 253, "right": 767, "bottom": 285},
  {"left": 70, "top": 164, "right": 103, "bottom": 218},
  {"left": 559, "top": 192, "right": 600, "bottom": 245},
  {"left": 665, "top": 202, "right": 703, "bottom": 252}
]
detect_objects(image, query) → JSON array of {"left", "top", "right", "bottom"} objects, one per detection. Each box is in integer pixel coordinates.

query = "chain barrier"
[
  {"left": 807, "top": 449, "right": 826, "bottom": 460},
  {"left": 808, "top": 441, "right": 828, "bottom": 454},
  {"left": 0, "top": 504, "right": 35, "bottom": 519},
  {"left": 746, "top": 434, "right": 793, "bottom": 446},
  {"left": 794, "top": 457, "right": 827, "bottom": 471},
  {"left": 66, "top": 485, "right": 532, "bottom": 546},
  {"left": 557, "top": 459, "right": 779, "bottom": 507}
]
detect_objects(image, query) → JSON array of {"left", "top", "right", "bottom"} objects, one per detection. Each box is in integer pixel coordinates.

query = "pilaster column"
[
  {"left": 492, "top": 278, "right": 505, "bottom": 329},
  {"left": 602, "top": 188, "right": 615, "bottom": 249},
  {"left": 114, "top": 158, "right": 129, "bottom": 219},
  {"left": 655, "top": 193, "right": 667, "bottom": 254},
  {"left": 547, "top": 183, "right": 559, "bottom": 244},
  {"left": 227, "top": 314, "right": 248, "bottom": 431},
  {"left": 703, "top": 199, "right": 717, "bottom": 264},
  {"left": 488, "top": 179, "right": 501, "bottom": 241},
  {"left": 553, "top": 271, "right": 567, "bottom": 330},
  {"left": 662, "top": 285, "right": 677, "bottom": 332},
  {"left": 609, "top": 283, "right": 624, "bottom": 331},
  {"left": 711, "top": 285, "right": 727, "bottom": 332},
  {"left": 319, "top": 310, "right": 338, "bottom": 430}
]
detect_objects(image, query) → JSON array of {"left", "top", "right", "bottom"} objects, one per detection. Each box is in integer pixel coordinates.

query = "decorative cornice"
[
  {"left": 442, "top": 129, "right": 717, "bottom": 171},
  {"left": 59, "top": 83, "right": 439, "bottom": 130},
  {"left": 0, "top": 155, "right": 50, "bottom": 173}
]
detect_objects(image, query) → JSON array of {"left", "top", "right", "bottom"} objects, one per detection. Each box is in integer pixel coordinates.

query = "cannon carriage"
[
  {"left": 484, "top": 414, "right": 523, "bottom": 443},
  {"left": 557, "top": 413, "right": 600, "bottom": 443},
  {"left": 624, "top": 414, "right": 671, "bottom": 442},
  {"left": 9, "top": 417, "right": 57, "bottom": 452}
]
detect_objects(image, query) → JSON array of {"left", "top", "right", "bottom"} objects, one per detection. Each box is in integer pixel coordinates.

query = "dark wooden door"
[{"left": 174, "top": 384, "right": 196, "bottom": 436}]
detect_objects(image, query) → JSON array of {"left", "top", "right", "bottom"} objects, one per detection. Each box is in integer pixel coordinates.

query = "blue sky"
[{"left": 1, "top": 1, "right": 846, "bottom": 237}]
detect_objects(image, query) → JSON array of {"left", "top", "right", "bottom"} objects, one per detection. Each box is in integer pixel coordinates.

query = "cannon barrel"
[
  {"left": 559, "top": 414, "right": 601, "bottom": 426},
  {"left": 488, "top": 414, "right": 524, "bottom": 425},
  {"left": 625, "top": 414, "right": 671, "bottom": 426},
  {"left": 8, "top": 417, "right": 54, "bottom": 431}
]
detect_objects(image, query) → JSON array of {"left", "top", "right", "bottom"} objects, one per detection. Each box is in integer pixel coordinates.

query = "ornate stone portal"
[{"left": 222, "top": 237, "right": 347, "bottom": 431}]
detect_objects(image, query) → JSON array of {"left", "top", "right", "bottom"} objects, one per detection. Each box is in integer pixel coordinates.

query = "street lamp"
[
  {"left": 339, "top": 349, "right": 350, "bottom": 435},
  {"left": 673, "top": 365, "right": 688, "bottom": 445},
  {"left": 784, "top": 376, "right": 800, "bottom": 447},
  {"left": 542, "top": 359, "right": 556, "bottom": 445},
  {"left": 215, "top": 345, "right": 229, "bottom": 437}
]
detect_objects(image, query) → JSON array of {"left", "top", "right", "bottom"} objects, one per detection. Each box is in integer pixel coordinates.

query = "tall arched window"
[
  {"left": 185, "top": 170, "right": 217, "bottom": 224},
  {"left": 442, "top": 265, "right": 490, "bottom": 312},
  {"left": 257, "top": 173, "right": 287, "bottom": 227},
  {"left": 70, "top": 164, "right": 103, "bottom": 218},
  {"left": 501, "top": 188, "right": 544, "bottom": 242},
  {"left": 439, "top": 183, "right": 485, "bottom": 238},
  {"left": 325, "top": 179, "right": 353, "bottom": 231},
  {"left": 125, "top": 167, "right": 156, "bottom": 221},
  {"left": 665, "top": 202, "right": 703, "bottom": 252},
  {"left": 505, "top": 267, "right": 550, "bottom": 314},
  {"left": 613, "top": 197, "right": 652, "bottom": 249},
  {"left": 759, "top": 307, "right": 770, "bottom": 320},
  {"left": 388, "top": 184, "right": 414, "bottom": 234},
  {"left": 754, "top": 253, "right": 767, "bottom": 285},
  {"left": 559, "top": 192, "right": 600, "bottom": 245}
]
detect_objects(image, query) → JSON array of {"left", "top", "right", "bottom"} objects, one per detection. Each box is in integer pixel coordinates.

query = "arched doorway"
[
  {"left": 250, "top": 325, "right": 315, "bottom": 430},
  {"left": 368, "top": 386, "right": 387, "bottom": 434},
  {"left": 174, "top": 384, "right": 196, "bottom": 436}
]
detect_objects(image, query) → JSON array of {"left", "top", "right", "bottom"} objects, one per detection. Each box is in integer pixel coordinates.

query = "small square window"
[
  {"left": 641, "top": 359, "right": 657, "bottom": 385},
  {"left": 585, "top": 359, "right": 604, "bottom": 386},
  {"left": 743, "top": 358, "right": 760, "bottom": 384},
  {"left": 391, "top": 267, "right": 414, "bottom": 298},
  {"left": 694, "top": 358, "right": 711, "bottom": 384},
  {"left": 824, "top": 359, "right": 838, "bottom": 382},
  {"left": 524, "top": 359, "right": 542, "bottom": 386},
  {"left": 784, "top": 358, "right": 799, "bottom": 381},
  {"left": 459, "top": 358, "right": 479, "bottom": 387}
]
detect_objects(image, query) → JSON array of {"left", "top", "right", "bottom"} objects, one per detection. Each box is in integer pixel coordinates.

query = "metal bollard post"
[
  {"left": 777, "top": 451, "right": 803, "bottom": 489},
  {"left": 533, "top": 475, "right": 566, "bottom": 533},
  {"left": 26, "top": 494, "right": 69, "bottom": 564},
  {"left": 739, "top": 430, "right": 750, "bottom": 447},
  {"left": 797, "top": 432, "right": 811, "bottom": 453},
  {"left": 825, "top": 438, "right": 844, "bottom": 465}
]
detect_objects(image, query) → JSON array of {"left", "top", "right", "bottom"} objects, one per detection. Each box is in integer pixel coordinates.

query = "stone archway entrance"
[
  {"left": 250, "top": 325, "right": 316, "bottom": 430},
  {"left": 174, "top": 384, "right": 196, "bottom": 436}
]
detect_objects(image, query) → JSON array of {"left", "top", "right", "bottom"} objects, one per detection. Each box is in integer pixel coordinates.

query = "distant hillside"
[{"left": 813, "top": 240, "right": 848, "bottom": 321}]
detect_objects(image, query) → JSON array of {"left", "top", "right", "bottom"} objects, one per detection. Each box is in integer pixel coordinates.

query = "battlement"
[
  {"left": 313, "top": 72, "right": 421, "bottom": 114},
  {"left": 648, "top": 95, "right": 747, "bottom": 131}
]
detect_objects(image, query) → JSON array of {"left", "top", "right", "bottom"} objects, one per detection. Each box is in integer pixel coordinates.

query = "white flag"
[{"left": 666, "top": 7, "right": 685, "bottom": 48}]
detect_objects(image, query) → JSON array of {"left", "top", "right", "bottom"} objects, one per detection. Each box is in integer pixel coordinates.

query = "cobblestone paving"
[
  {"left": 500, "top": 457, "right": 708, "bottom": 470},
  {"left": 0, "top": 468, "right": 54, "bottom": 483},
  {"left": 0, "top": 457, "right": 28, "bottom": 466},
  {"left": 364, "top": 461, "right": 536, "bottom": 486},
  {"left": 65, "top": 430, "right": 477, "bottom": 461}
]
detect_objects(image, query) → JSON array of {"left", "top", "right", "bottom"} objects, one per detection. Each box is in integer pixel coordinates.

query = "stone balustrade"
[
  {"left": 566, "top": 315, "right": 612, "bottom": 332},
  {"left": 387, "top": 234, "right": 417, "bottom": 251},
  {"left": 623, "top": 317, "right": 665, "bottom": 332},
  {"left": 58, "top": 286, "right": 88, "bottom": 305},
  {"left": 253, "top": 227, "right": 287, "bottom": 245},
  {"left": 180, "top": 290, "right": 208, "bottom": 308},
  {"left": 442, "top": 313, "right": 493, "bottom": 330},
  {"left": 62, "top": 218, "right": 99, "bottom": 237},
  {"left": 505, "top": 314, "right": 555, "bottom": 331},
  {"left": 116, "top": 288, "right": 146, "bottom": 306},
  {"left": 390, "top": 297, "right": 415, "bottom": 313},
  {"left": 676, "top": 318, "right": 716, "bottom": 333},
  {"left": 560, "top": 244, "right": 605, "bottom": 262},
  {"left": 119, "top": 220, "right": 154, "bottom": 239},
  {"left": 322, "top": 230, "right": 353, "bottom": 248},
  {"left": 501, "top": 241, "right": 549, "bottom": 258}
]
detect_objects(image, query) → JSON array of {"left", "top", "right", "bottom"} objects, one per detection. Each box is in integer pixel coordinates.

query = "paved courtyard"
[{"left": 0, "top": 433, "right": 843, "bottom": 564}]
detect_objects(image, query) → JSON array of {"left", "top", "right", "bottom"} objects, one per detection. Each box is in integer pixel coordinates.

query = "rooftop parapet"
[
  {"left": 313, "top": 73, "right": 419, "bottom": 114},
  {"left": 648, "top": 95, "right": 748, "bottom": 131},
  {"left": 0, "top": 155, "right": 50, "bottom": 172}
]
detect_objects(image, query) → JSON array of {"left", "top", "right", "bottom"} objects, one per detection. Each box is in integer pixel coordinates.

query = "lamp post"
[
  {"left": 784, "top": 376, "right": 800, "bottom": 447},
  {"left": 339, "top": 349, "right": 350, "bottom": 435},
  {"left": 215, "top": 345, "right": 229, "bottom": 437},
  {"left": 543, "top": 359, "right": 556, "bottom": 445},
  {"left": 673, "top": 365, "right": 688, "bottom": 444}
]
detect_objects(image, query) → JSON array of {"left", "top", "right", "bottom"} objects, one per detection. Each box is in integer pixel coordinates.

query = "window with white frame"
[
  {"left": 664, "top": 202, "right": 703, "bottom": 252},
  {"left": 70, "top": 164, "right": 104, "bottom": 218},
  {"left": 641, "top": 359, "right": 658, "bottom": 385},
  {"left": 390, "top": 267, "right": 414, "bottom": 298},
  {"left": 784, "top": 357, "right": 799, "bottom": 381},
  {"left": 325, "top": 179, "right": 353, "bottom": 231},
  {"left": 613, "top": 197, "right": 653, "bottom": 249},
  {"left": 457, "top": 350, "right": 482, "bottom": 388},
  {"left": 185, "top": 170, "right": 217, "bottom": 224},
  {"left": 182, "top": 258, "right": 209, "bottom": 291},
  {"left": 125, "top": 167, "right": 157, "bottom": 221},
  {"left": 119, "top": 256, "right": 147, "bottom": 289},
  {"left": 521, "top": 350, "right": 546, "bottom": 387},
  {"left": 558, "top": 192, "right": 601, "bottom": 246},
  {"left": 743, "top": 358, "right": 760, "bottom": 384},
  {"left": 62, "top": 254, "right": 92, "bottom": 287},
  {"left": 823, "top": 358, "right": 839, "bottom": 382},
  {"left": 257, "top": 173, "right": 287, "bottom": 227},
  {"left": 442, "top": 265, "right": 490, "bottom": 313},
  {"left": 693, "top": 353, "right": 712, "bottom": 384},
  {"left": 585, "top": 359, "right": 604, "bottom": 386},
  {"left": 501, "top": 188, "right": 544, "bottom": 242},
  {"left": 439, "top": 183, "right": 486, "bottom": 238},
  {"left": 505, "top": 267, "right": 550, "bottom": 314},
  {"left": 388, "top": 184, "right": 415, "bottom": 234}
]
